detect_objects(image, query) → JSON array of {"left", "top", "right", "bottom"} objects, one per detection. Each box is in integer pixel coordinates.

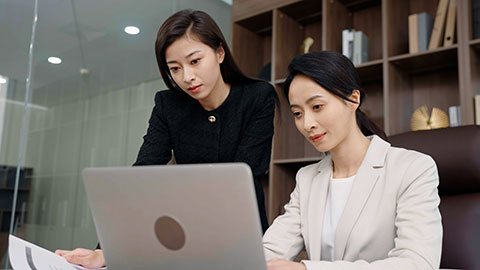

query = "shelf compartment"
[
  {"left": 278, "top": 0, "right": 323, "bottom": 25},
  {"left": 386, "top": 0, "right": 458, "bottom": 57},
  {"left": 232, "top": 11, "right": 273, "bottom": 79},
  {"left": 273, "top": 3, "right": 322, "bottom": 81},
  {"left": 235, "top": 11, "right": 273, "bottom": 36},
  {"left": 388, "top": 45, "right": 458, "bottom": 75},
  {"left": 232, "top": 0, "right": 300, "bottom": 22},
  {"left": 324, "top": 0, "right": 383, "bottom": 62},
  {"left": 386, "top": 62, "right": 460, "bottom": 135}
]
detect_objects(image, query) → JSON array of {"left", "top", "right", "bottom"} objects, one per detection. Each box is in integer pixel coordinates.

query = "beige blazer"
[{"left": 263, "top": 135, "right": 442, "bottom": 269}]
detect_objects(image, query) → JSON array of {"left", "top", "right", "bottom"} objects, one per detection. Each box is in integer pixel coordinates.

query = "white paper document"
[{"left": 8, "top": 234, "right": 106, "bottom": 270}]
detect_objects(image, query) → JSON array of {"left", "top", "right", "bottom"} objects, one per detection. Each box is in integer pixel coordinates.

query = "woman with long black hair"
[
  {"left": 56, "top": 9, "right": 276, "bottom": 268},
  {"left": 263, "top": 51, "right": 442, "bottom": 270}
]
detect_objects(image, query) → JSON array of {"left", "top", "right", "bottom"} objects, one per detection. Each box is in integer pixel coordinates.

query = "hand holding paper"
[{"left": 8, "top": 234, "right": 106, "bottom": 270}]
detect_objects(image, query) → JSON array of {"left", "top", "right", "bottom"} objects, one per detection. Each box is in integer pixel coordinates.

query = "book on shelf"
[
  {"left": 353, "top": 31, "right": 369, "bottom": 65},
  {"left": 443, "top": 0, "right": 457, "bottom": 46},
  {"left": 342, "top": 29, "right": 369, "bottom": 65},
  {"left": 409, "top": 12, "right": 433, "bottom": 53},
  {"left": 408, "top": 14, "right": 419, "bottom": 53},
  {"left": 342, "top": 29, "right": 354, "bottom": 60},
  {"left": 475, "top": 95, "right": 480, "bottom": 125},
  {"left": 448, "top": 105, "right": 461, "bottom": 127},
  {"left": 429, "top": 0, "right": 449, "bottom": 50}
]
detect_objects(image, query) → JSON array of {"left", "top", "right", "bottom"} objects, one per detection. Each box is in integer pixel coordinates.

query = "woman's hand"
[
  {"left": 267, "top": 258, "right": 307, "bottom": 270},
  {"left": 55, "top": 248, "right": 105, "bottom": 269}
]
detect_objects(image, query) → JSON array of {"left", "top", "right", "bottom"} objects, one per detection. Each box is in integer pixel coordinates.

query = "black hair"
[
  {"left": 284, "top": 51, "right": 387, "bottom": 140},
  {"left": 155, "top": 9, "right": 256, "bottom": 92}
]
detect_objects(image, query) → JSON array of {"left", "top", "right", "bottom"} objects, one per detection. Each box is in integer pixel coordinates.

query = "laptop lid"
[{"left": 82, "top": 163, "right": 266, "bottom": 270}]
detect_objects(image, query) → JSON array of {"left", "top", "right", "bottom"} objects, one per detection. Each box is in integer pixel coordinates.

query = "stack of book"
[
  {"left": 408, "top": 0, "right": 457, "bottom": 54},
  {"left": 342, "top": 29, "right": 369, "bottom": 66}
]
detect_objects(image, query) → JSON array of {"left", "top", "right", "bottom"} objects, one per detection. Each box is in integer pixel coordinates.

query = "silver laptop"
[{"left": 82, "top": 163, "right": 267, "bottom": 270}]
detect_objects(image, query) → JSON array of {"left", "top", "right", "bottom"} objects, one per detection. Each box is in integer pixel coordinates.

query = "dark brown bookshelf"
[{"left": 232, "top": 0, "right": 477, "bottom": 224}]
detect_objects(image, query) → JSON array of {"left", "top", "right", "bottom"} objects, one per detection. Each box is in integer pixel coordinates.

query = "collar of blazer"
[{"left": 309, "top": 135, "right": 391, "bottom": 260}]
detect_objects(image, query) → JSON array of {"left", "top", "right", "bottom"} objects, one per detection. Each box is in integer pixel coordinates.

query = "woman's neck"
[
  {"left": 330, "top": 127, "right": 371, "bottom": 179},
  {"left": 198, "top": 79, "right": 230, "bottom": 111}
]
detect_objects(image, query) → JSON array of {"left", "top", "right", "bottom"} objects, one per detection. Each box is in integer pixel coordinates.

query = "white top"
[{"left": 320, "top": 174, "right": 356, "bottom": 261}]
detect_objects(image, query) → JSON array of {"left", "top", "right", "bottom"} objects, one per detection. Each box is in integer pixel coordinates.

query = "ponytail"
[{"left": 356, "top": 109, "right": 387, "bottom": 141}]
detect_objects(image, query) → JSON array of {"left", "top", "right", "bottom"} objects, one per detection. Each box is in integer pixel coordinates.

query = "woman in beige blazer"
[{"left": 263, "top": 51, "right": 442, "bottom": 270}]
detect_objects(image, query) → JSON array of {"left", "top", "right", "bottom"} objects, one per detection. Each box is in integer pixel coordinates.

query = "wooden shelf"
[
  {"left": 338, "top": 0, "right": 381, "bottom": 11},
  {"left": 388, "top": 45, "right": 458, "bottom": 74},
  {"left": 235, "top": 11, "right": 273, "bottom": 36},
  {"left": 278, "top": 0, "right": 323, "bottom": 25},
  {"left": 324, "top": 0, "right": 382, "bottom": 62},
  {"left": 274, "top": 60, "right": 383, "bottom": 85},
  {"left": 232, "top": 10, "right": 272, "bottom": 79},
  {"left": 355, "top": 58, "right": 383, "bottom": 68},
  {"left": 273, "top": 4, "right": 323, "bottom": 80},
  {"left": 470, "top": 38, "right": 480, "bottom": 49}
]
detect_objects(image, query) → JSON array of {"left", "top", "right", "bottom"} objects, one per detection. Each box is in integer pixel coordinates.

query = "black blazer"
[{"left": 134, "top": 80, "right": 276, "bottom": 233}]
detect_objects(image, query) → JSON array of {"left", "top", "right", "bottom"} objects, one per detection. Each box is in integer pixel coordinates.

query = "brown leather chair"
[{"left": 388, "top": 125, "right": 480, "bottom": 270}]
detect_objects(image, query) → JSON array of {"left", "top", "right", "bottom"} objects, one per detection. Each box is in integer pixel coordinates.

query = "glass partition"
[{"left": 0, "top": 0, "right": 232, "bottom": 267}]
